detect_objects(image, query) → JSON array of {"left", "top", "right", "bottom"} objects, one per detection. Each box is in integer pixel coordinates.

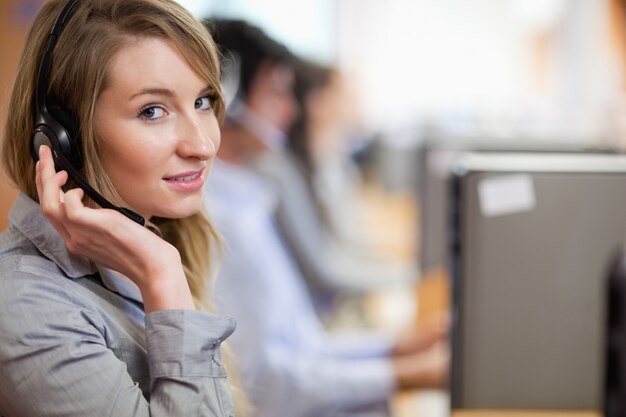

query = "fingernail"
[
  {"left": 35, "top": 161, "right": 40, "bottom": 170},
  {"left": 38, "top": 145, "right": 45, "bottom": 156}
]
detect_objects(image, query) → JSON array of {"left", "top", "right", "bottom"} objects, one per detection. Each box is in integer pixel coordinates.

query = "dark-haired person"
[{"left": 205, "top": 18, "right": 448, "bottom": 417}]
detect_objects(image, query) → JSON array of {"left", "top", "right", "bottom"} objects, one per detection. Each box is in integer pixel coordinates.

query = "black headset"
[{"left": 31, "top": 0, "right": 145, "bottom": 226}]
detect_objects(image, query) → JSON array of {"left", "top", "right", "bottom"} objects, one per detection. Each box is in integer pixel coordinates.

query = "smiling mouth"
[
  {"left": 162, "top": 169, "right": 205, "bottom": 191},
  {"left": 166, "top": 173, "right": 201, "bottom": 182}
]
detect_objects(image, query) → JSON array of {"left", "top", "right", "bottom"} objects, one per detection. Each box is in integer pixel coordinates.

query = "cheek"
[
  {"left": 103, "top": 138, "right": 144, "bottom": 174},
  {"left": 100, "top": 125, "right": 168, "bottom": 185}
]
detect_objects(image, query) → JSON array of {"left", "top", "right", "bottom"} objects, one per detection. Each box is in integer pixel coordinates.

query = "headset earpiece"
[
  {"left": 48, "top": 106, "right": 83, "bottom": 169},
  {"left": 31, "top": 108, "right": 82, "bottom": 171}
]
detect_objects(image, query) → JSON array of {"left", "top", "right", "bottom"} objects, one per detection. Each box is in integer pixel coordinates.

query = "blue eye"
[
  {"left": 195, "top": 95, "right": 214, "bottom": 111},
  {"left": 139, "top": 105, "right": 166, "bottom": 120}
]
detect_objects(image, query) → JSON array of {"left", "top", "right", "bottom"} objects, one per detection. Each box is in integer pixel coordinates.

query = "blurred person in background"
[
  {"left": 203, "top": 18, "right": 449, "bottom": 417},
  {"left": 286, "top": 58, "right": 419, "bottom": 316},
  {"left": 288, "top": 60, "right": 364, "bottom": 249}
]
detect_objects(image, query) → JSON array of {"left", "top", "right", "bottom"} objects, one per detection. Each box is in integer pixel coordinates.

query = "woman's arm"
[
  {"left": 0, "top": 272, "right": 235, "bottom": 417},
  {"left": 35, "top": 145, "right": 194, "bottom": 312}
]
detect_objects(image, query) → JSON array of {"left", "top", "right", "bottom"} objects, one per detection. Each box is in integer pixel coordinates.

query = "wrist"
[
  {"left": 143, "top": 276, "right": 195, "bottom": 312},
  {"left": 141, "top": 250, "right": 196, "bottom": 312}
]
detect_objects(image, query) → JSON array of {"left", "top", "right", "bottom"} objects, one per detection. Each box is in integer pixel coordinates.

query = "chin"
[
  {"left": 142, "top": 196, "right": 204, "bottom": 220},
  {"left": 157, "top": 205, "right": 202, "bottom": 220}
]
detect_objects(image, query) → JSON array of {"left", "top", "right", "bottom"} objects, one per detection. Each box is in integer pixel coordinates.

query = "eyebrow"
[
  {"left": 129, "top": 88, "right": 174, "bottom": 101},
  {"left": 129, "top": 86, "right": 214, "bottom": 101},
  {"left": 198, "top": 86, "right": 216, "bottom": 97}
]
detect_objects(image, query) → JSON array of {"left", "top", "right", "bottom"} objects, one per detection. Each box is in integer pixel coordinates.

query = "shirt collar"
[
  {"left": 9, "top": 193, "right": 143, "bottom": 304},
  {"left": 96, "top": 266, "right": 143, "bottom": 304}
]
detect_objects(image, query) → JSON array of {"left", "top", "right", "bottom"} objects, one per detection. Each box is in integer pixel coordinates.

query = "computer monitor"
[
  {"left": 417, "top": 140, "right": 613, "bottom": 275},
  {"left": 449, "top": 152, "right": 626, "bottom": 411}
]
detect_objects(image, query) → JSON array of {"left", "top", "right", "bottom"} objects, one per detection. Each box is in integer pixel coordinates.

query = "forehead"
[{"left": 104, "top": 37, "right": 206, "bottom": 93}]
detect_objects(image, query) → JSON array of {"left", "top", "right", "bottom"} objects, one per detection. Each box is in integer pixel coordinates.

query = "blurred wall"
[
  {"left": 336, "top": 0, "right": 620, "bottom": 142},
  {"left": 1, "top": 0, "right": 39, "bottom": 231}
]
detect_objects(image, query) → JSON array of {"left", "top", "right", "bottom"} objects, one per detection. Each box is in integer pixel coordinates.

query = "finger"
[
  {"left": 62, "top": 188, "right": 143, "bottom": 265},
  {"left": 35, "top": 160, "right": 42, "bottom": 196},
  {"left": 37, "top": 146, "right": 68, "bottom": 206},
  {"left": 39, "top": 146, "right": 67, "bottom": 205},
  {"left": 41, "top": 169, "right": 69, "bottom": 216},
  {"left": 41, "top": 201, "right": 72, "bottom": 244},
  {"left": 41, "top": 189, "right": 72, "bottom": 243},
  {"left": 37, "top": 168, "right": 66, "bottom": 205},
  {"left": 63, "top": 188, "right": 124, "bottom": 234},
  {"left": 35, "top": 147, "right": 49, "bottom": 201},
  {"left": 36, "top": 145, "right": 72, "bottom": 241},
  {"left": 63, "top": 187, "right": 90, "bottom": 225},
  {"left": 61, "top": 188, "right": 94, "bottom": 254},
  {"left": 37, "top": 145, "right": 58, "bottom": 183}
]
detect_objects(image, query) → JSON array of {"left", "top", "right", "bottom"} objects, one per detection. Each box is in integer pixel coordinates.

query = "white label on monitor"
[{"left": 478, "top": 174, "right": 536, "bottom": 217}]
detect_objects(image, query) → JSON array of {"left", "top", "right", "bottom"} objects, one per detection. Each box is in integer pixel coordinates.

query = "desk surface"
[
  {"left": 391, "top": 390, "right": 601, "bottom": 417},
  {"left": 453, "top": 412, "right": 600, "bottom": 417}
]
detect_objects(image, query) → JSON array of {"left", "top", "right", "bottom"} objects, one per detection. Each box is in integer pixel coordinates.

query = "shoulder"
[
  {"left": 0, "top": 264, "right": 95, "bottom": 328},
  {"left": 0, "top": 253, "right": 109, "bottom": 372},
  {"left": 0, "top": 230, "right": 95, "bottom": 318}
]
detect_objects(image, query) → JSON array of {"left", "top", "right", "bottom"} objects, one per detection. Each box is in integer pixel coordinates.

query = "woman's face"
[{"left": 95, "top": 37, "right": 220, "bottom": 220}]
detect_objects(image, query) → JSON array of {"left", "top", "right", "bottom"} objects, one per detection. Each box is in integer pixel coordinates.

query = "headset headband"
[{"left": 34, "top": 0, "right": 80, "bottom": 123}]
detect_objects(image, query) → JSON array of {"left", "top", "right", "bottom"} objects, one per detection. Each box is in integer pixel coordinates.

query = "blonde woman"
[{"left": 0, "top": 0, "right": 241, "bottom": 415}]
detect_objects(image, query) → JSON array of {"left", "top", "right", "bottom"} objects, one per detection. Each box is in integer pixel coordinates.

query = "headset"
[{"left": 30, "top": 0, "right": 145, "bottom": 226}]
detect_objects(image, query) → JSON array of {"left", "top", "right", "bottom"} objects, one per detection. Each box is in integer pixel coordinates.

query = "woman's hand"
[{"left": 35, "top": 145, "right": 195, "bottom": 312}]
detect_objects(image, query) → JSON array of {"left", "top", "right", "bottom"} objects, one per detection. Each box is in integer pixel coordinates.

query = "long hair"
[{"left": 1, "top": 0, "right": 248, "bottom": 413}]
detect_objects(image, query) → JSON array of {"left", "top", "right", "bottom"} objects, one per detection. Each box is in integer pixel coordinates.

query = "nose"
[{"left": 177, "top": 113, "right": 219, "bottom": 160}]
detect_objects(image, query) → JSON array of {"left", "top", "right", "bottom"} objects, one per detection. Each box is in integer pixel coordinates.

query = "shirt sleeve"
[
  {"left": 0, "top": 271, "right": 236, "bottom": 417},
  {"left": 255, "top": 343, "right": 396, "bottom": 417},
  {"left": 144, "top": 309, "right": 236, "bottom": 417},
  {"left": 324, "top": 330, "right": 396, "bottom": 359}
]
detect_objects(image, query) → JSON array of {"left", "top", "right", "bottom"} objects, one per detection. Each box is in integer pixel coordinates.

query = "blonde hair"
[{"left": 2, "top": 0, "right": 248, "bottom": 413}]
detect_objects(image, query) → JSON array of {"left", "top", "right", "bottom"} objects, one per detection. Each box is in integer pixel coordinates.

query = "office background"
[
  {"left": 3, "top": 1, "right": 626, "bottom": 416},
  {"left": 4, "top": 0, "right": 626, "bottom": 228}
]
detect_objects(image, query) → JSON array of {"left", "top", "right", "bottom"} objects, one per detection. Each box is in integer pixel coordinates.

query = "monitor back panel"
[
  {"left": 451, "top": 153, "right": 626, "bottom": 410},
  {"left": 417, "top": 141, "right": 611, "bottom": 273}
]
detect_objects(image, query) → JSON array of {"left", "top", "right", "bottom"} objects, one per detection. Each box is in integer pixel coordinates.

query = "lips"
[
  {"left": 166, "top": 172, "right": 200, "bottom": 182},
  {"left": 163, "top": 169, "right": 205, "bottom": 191}
]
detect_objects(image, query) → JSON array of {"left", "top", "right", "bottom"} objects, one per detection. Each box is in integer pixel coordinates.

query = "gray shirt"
[{"left": 0, "top": 193, "right": 237, "bottom": 417}]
